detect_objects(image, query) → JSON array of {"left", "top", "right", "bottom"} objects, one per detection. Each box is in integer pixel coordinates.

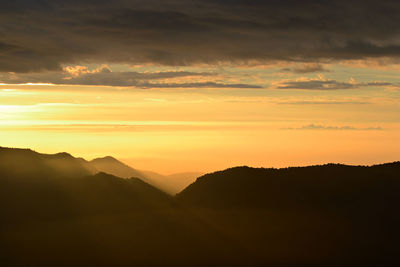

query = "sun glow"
[
  {"left": 0, "top": 82, "right": 399, "bottom": 173},
  {"left": 0, "top": 105, "right": 25, "bottom": 113}
]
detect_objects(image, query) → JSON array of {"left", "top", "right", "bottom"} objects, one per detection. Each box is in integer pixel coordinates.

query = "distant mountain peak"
[
  {"left": 88, "top": 155, "right": 147, "bottom": 180},
  {"left": 52, "top": 152, "right": 74, "bottom": 159},
  {"left": 91, "top": 156, "right": 119, "bottom": 162}
]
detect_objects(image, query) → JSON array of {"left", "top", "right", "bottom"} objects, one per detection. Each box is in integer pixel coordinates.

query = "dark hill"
[
  {"left": 177, "top": 163, "right": 400, "bottom": 265},
  {"left": 2, "top": 146, "right": 400, "bottom": 266},
  {"left": 0, "top": 146, "right": 95, "bottom": 179},
  {"left": 0, "top": 147, "right": 239, "bottom": 266},
  {"left": 177, "top": 163, "right": 400, "bottom": 210},
  {"left": 89, "top": 156, "right": 146, "bottom": 179},
  {"left": 1, "top": 170, "right": 234, "bottom": 266},
  {"left": 63, "top": 172, "right": 175, "bottom": 213},
  {"left": 89, "top": 155, "right": 202, "bottom": 194}
]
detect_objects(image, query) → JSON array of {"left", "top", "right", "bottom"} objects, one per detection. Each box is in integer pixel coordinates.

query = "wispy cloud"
[
  {"left": 284, "top": 124, "right": 383, "bottom": 131},
  {"left": 138, "top": 82, "right": 262, "bottom": 89},
  {"left": 276, "top": 79, "right": 356, "bottom": 90},
  {"left": 0, "top": 66, "right": 261, "bottom": 89},
  {"left": 279, "top": 100, "right": 370, "bottom": 105},
  {"left": 274, "top": 76, "right": 393, "bottom": 90}
]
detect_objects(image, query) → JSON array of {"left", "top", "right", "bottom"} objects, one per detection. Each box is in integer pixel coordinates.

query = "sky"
[{"left": 1, "top": 0, "right": 399, "bottom": 174}]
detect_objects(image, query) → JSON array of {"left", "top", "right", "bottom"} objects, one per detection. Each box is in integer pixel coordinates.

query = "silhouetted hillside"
[
  {"left": 0, "top": 147, "right": 174, "bottom": 224},
  {"left": 89, "top": 156, "right": 146, "bottom": 179},
  {"left": 2, "top": 146, "right": 400, "bottom": 266},
  {"left": 89, "top": 155, "right": 202, "bottom": 194},
  {"left": 177, "top": 163, "right": 400, "bottom": 264},
  {"left": 85, "top": 155, "right": 199, "bottom": 194},
  {"left": 177, "top": 163, "right": 400, "bottom": 210},
  {"left": 0, "top": 146, "right": 199, "bottom": 195},
  {"left": 0, "top": 147, "right": 95, "bottom": 179},
  {"left": 0, "top": 147, "right": 240, "bottom": 266}
]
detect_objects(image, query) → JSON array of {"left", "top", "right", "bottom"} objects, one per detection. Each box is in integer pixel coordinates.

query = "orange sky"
[{"left": 1, "top": 64, "right": 399, "bottom": 174}]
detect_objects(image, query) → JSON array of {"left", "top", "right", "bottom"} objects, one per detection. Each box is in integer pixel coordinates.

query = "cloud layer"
[
  {"left": 275, "top": 77, "right": 393, "bottom": 90},
  {"left": 0, "top": 66, "right": 261, "bottom": 88},
  {"left": 2, "top": 0, "right": 400, "bottom": 72}
]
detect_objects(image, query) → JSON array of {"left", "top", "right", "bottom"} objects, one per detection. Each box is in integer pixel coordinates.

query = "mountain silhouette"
[
  {"left": 89, "top": 155, "right": 201, "bottom": 194},
  {"left": 0, "top": 147, "right": 238, "bottom": 266},
  {"left": 177, "top": 163, "right": 400, "bottom": 209},
  {"left": 177, "top": 163, "right": 400, "bottom": 264},
  {"left": 2, "top": 146, "right": 400, "bottom": 266},
  {"left": 0, "top": 146, "right": 95, "bottom": 179},
  {"left": 0, "top": 146, "right": 195, "bottom": 194},
  {"left": 89, "top": 156, "right": 146, "bottom": 179},
  {"left": 0, "top": 147, "right": 175, "bottom": 223}
]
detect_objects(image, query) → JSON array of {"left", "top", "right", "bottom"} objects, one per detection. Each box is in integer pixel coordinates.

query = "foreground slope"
[
  {"left": 2, "top": 146, "right": 400, "bottom": 265},
  {"left": 177, "top": 163, "right": 400, "bottom": 209},
  {"left": 177, "top": 163, "right": 400, "bottom": 264},
  {"left": 2, "top": 172, "right": 235, "bottom": 266},
  {"left": 0, "top": 147, "right": 239, "bottom": 266}
]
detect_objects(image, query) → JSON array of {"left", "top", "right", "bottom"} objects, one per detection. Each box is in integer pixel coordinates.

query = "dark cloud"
[
  {"left": 2, "top": 1, "right": 400, "bottom": 72},
  {"left": 0, "top": 41, "right": 17, "bottom": 51},
  {"left": 138, "top": 82, "right": 262, "bottom": 89},
  {"left": 0, "top": 69, "right": 260, "bottom": 88},
  {"left": 277, "top": 80, "right": 356, "bottom": 90},
  {"left": 276, "top": 79, "right": 392, "bottom": 90},
  {"left": 366, "top": 82, "right": 392, "bottom": 86}
]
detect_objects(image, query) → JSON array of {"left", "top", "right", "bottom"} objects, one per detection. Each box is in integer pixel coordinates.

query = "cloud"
[
  {"left": 275, "top": 77, "right": 393, "bottom": 90},
  {"left": 0, "top": 67, "right": 261, "bottom": 88},
  {"left": 277, "top": 79, "right": 356, "bottom": 90},
  {"left": 63, "top": 65, "right": 112, "bottom": 78},
  {"left": 138, "top": 82, "right": 262, "bottom": 89},
  {"left": 2, "top": 1, "right": 400, "bottom": 72},
  {"left": 281, "top": 63, "right": 329, "bottom": 74},
  {"left": 284, "top": 124, "right": 383, "bottom": 131},
  {"left": 365, "top": 81, "right": 392, "bottom": 86},
  {"left": 279, "top": 100, "right": 370, "bottom": 105}
]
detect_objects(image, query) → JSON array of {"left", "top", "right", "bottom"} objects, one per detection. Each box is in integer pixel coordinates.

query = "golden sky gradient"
[{"left": 1, "top": 62, "right": 399, "bottom": 174}]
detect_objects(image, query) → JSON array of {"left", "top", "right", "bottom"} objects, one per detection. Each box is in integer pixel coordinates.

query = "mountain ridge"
[
  {"left": 0, "top": 146, "right": 199, "bottom": 194},
  {"left": 2, "top": 145, "right": 400, "bottom": 265}
]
